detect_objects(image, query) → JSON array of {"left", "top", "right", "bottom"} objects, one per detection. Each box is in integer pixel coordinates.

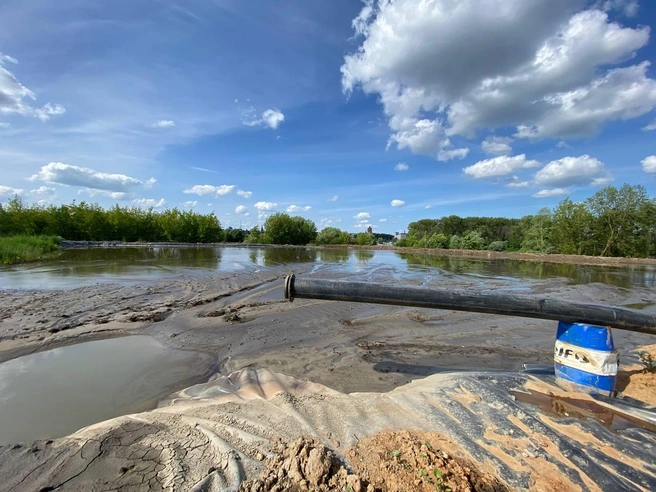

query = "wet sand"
[{"left": 1, "top": 259, "right": 654, "bottom": 393}]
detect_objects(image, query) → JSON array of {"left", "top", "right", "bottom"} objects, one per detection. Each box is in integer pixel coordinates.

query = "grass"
[{"left": 0, "top": 235, "right": 61, "bottom": 265}]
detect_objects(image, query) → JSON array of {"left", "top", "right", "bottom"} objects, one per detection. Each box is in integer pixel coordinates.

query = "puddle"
[
  {"left": 512, "top": 389, "right": 656, "bottom": 433},
  {"left": 0, "top": 336, "right": 214, "bottom": 444}
]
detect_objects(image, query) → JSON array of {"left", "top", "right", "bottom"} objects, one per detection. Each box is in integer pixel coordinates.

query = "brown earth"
[{"left": 241, "top": 431, "right": 508, "bottom": 492}]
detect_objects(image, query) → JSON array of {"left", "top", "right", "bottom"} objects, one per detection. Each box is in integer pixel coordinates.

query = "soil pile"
[{"left": 242, "top": 431, "right": 508, "bottom": 492}]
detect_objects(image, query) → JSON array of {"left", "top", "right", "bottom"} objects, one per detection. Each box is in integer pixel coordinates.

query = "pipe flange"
[{"left": 284, "top": 274, "right": 295, "bottom": 302}]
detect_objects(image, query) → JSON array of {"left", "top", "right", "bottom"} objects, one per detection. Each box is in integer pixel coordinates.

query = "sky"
[{"left": 1, "top": 0, "right": 656, "bottom": 234}]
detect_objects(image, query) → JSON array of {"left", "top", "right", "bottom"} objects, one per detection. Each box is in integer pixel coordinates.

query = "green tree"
[
  {"left": 521, "top": 208, "right": 553, "bottom": 253},
  {"left": 551, "top": 198, "right": 594, "bottom": 255},
  {"left": 264, "top": 213, "right": 317, "bottom": 245},
  {"left": 316, "top": 227, "right": 349, "bottom": 245},
  {"left": 355, "top": 232, "right": 376, "bottom": 246},
  {"left": 586, "top": 184, "right": 651, "bottom": 257}
]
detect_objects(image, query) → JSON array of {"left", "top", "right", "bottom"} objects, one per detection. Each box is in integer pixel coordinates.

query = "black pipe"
[{"left": 284, "top": 275, "right": 656, "bottom": 336}]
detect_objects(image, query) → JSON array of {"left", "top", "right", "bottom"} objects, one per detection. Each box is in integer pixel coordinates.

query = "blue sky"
[{"left": 1, "top": 0, "right": 655, "bottom": 234}]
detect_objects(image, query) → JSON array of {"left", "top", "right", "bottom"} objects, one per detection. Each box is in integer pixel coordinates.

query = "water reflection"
[
  {"left": 397, "top": 253, "right": 656, "bottom": 289},
  {"left": 249, "top": 247, "right": 318, "bottom": 267},
  {"left": 354, "top": 250, "right": 375, "bottom": 263},
  {"left": 317, "top": 249, "right": 350, "bottom": 263}
]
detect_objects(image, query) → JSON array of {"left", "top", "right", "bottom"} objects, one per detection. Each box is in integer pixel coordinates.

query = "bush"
[
  {"left": 449, "top": 235, "right": 463, "bottom": 249},
  {"left": 426, "top": 233, "right": 449, "bottom": 249},
  {"left": 486, "top": 241, "right": 508, "bottom": 251},
  {"left": 316, "top": 227, "right": 349, "bottom": 245},
  {"left": 264, "top": 213, "right": 317, "bottom": 245},
  {"left": 395, "top": 237, "right": 415, "bottom": 248},
  {"left": 355, "top": 232, "right": 376, "bottom": 246}
]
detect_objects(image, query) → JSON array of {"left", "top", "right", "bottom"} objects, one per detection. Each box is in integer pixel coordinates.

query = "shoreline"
[{"left": 58, "top": 240, "right": 656, "bottom": 268}]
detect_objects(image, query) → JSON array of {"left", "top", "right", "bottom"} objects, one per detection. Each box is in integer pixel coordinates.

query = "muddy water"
[
  {"left": 0, "top": 246, "right": 654, "bottom": 290},
  {"left": 0, "top": 336, "right": 214, "bottom": 444}
]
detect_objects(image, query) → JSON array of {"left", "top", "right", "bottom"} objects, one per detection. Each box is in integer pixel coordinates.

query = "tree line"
[
  {"left": 1, "top": 183, "right": 654, "bottom": 257},
  {"left": 398, "top": 184, "right": 656, "bottom": 258}
]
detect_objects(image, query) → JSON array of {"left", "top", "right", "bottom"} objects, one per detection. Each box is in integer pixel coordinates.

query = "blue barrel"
[{"left": 554, "top": 321, "right": 619, "bottom": 396}]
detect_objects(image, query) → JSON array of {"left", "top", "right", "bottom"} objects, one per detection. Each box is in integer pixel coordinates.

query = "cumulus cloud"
[
  {"left": 133, "top": 198, "right": 166, "bottom": 208},
  {"left": 533, "top": 188, "right": 571, "bottom": 198},
  {"left": 534, "top": 155, "right": 612, "bottom": 187},
  {"left": 183, "top": 184, "right": 235, "bottom": 197},
  {"left": 237, "top": 190, "right": 253, "bottom": 198},
  {"left": 642, "top": 156, "right": 656, "bottom": 173},
  {"left": 0, "top": 185, "right": 24, "bottom": 197},
  {"left": 182, "top": 201, "right": 197, "bottom": 208},
  {"left": 379, "top": 218, "right": 387, "bottom": 222},
  {"left": 390, "top": 199, "right": 405, "bottom": 207},
  {"left": 287, "top": 205, "right": 312, "bottom": 213},
  {"left": 29, "top": 186, "right": 56, "bottom": 197},
  {"left": 482, "top": 136, "right": 513, "bottom": 155},
  {"left": 235, "top": 205, "right": 249, "bottom": 215},
  {"left": 643, "top": 119, "right": 656, "bottom": 131},
  {"left": 254, "top": 201, "right": 277, "bottom": 211},
  {"left": 598, "top": 0, "right": 639, "bottom": 17},
  {"left": 394, "top": 162, "right": 409, "bottom": 171},
  {"left": 437, "top": 148, "right": 469, "bottom": 162},
  {"left": 327, "top": 195, "right": 339, "bottom": 202},
  {"left": 79, "top": 189, "right": 132, "bottom": 200},
  {"left": 463, "top": 154, "right": 540, "bottom": 179},
  {"left": 342, "top": 2, "right": 655, "bottom": 156},
  {"left": 0, "top": 54, "right": 65, "bottom": 121},
  {"left": 152, "top": 120, "right": 175, "bottom": 128},
  {"left": 29, "top": 162, "right": 153, "bottom": 194},
  {"left": 354, "top": 212, "right": 370, "bottom": 220},
  {"left": 243, "top": 108, "right": 285, "bottom": 129}
]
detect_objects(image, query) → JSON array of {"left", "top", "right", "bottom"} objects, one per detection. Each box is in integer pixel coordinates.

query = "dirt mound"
[{"left": 241, "top": 430, "right": 508, "bottom": 492}]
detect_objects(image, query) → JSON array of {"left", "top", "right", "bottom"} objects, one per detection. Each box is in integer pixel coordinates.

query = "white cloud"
[
  {"left": 237, "top": 190, "right": 253, "bottom": 198},
  {"left": 437, "top": 148, "right": 469, "bottom": 162},
  {"left": 0, "top": 122, "right": 10, "bottom": 128},
  {"left": 482, "top": 136, "right": 513, "bottom": 155},
  {"left": 182, "top": 200, "right": 197, "bottom": 208},
  {"left": 642, "top": 156, "right": 656, "bottom": 173},
  {"left": 533, "top": 188, "right": 571, "bottom": 198},
  {"left": 190, "top": 166, "right": 218, "bottom": 174},
  {"left": 424, "top": 205, "right": 432, "bottom": 209},
  {"left": 0, "top": 54, "right": 65, "bottom": 121},
  {"left": 379, "top": 218, "right": 387, "bottom": 222},
  {"left": 152, "top": 120, "right": 175, "bottom": 128},
  {"left": 254, "top": 201, "right": 277, "bottom": 211},
  {"left": 243, "top": 108, "right": 285, "bottom": 129},
  {"left": 394, "top": 162, "right": 409, "bottom": 171},
  {"left": 183, "top": 184, "right": 235, "bottom": 197},
  {"left": 29, "top": 162, "right": 153, "bottom": 193},
  {"left": 79, "top": 189, "right": 132, "bottom": 200},
  {"left": 342, "top": 3, "right": 655, "bottom": 154},
  {"left": 327, "top": 195, "right": 339, "bottom": 202},
  {"left": 235, "top": 205, "right": 249, "bottom": 215},
  {"left": 534, "top": 155, "right": 612, "bottom": 187},
  {"left": 354, "top": 212, "right": 370, "bottom": 220},
  {"left": 390, "top": 199, "right": 405, "bottom": 207},
  {"left": 287, "top": 205, "right": 312, "bottom": 213},
  {"left": 133, "top": 198, "right": 166, "bottom": 208},
  {"left": 643, "top": 119, "right": 656, "bottom": 131},
  {"left": 599, "top": 0, "right": 639, "bottom": 17},
  {"left": 0, "top": 185, "right": 24, "bottom": 197},
  {"left": 506, "top": 180, "right": 531, "bottom": 188},
  {"left": 463, "top": 154, "right": 540, "bottom": 179},
  {"left": 28, "top": 186, "right": 56, "bottom": 197}
]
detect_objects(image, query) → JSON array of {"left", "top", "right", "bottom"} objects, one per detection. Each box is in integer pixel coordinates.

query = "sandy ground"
[{"left": 1, "top": 259, "right": 655, "bottom": 490}]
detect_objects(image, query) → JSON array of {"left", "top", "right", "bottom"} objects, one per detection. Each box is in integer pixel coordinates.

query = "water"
[
  {"left": 0, "top": 336, "right": 214, "bottom": 444},
  {"left": 0, "top": 246, "right": 654, "bottom": 290}
]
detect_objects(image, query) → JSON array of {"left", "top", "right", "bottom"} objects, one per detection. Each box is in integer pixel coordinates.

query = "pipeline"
[{"left": 284, "top": 275, "right": 656, "bottom": 336}]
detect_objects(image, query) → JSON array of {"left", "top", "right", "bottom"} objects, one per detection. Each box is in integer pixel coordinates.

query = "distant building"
[
  {"left": 395, "top": 231, "right": 407, "bottom": 240},
  {"left": 366, "top": 225, "right": 373, "bottom": 234}
]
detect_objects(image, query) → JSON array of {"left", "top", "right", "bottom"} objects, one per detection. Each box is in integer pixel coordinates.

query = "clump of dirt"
[
  {"left": 617, "top": 344, "right": 656, "bottom": 405},
  {"left": 240, "top": 438, "right": 372, "bottom": 492},
  {"left": 347, "top": 430, "right": 508, "bottom": 492},
  {"left": 241, "top": 431, "right": 508, "bottom": 492}
]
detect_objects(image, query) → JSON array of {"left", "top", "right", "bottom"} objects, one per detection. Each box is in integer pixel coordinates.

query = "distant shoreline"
[{"left": 58, "top": 240, "right": 656, "bottom": 268}]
